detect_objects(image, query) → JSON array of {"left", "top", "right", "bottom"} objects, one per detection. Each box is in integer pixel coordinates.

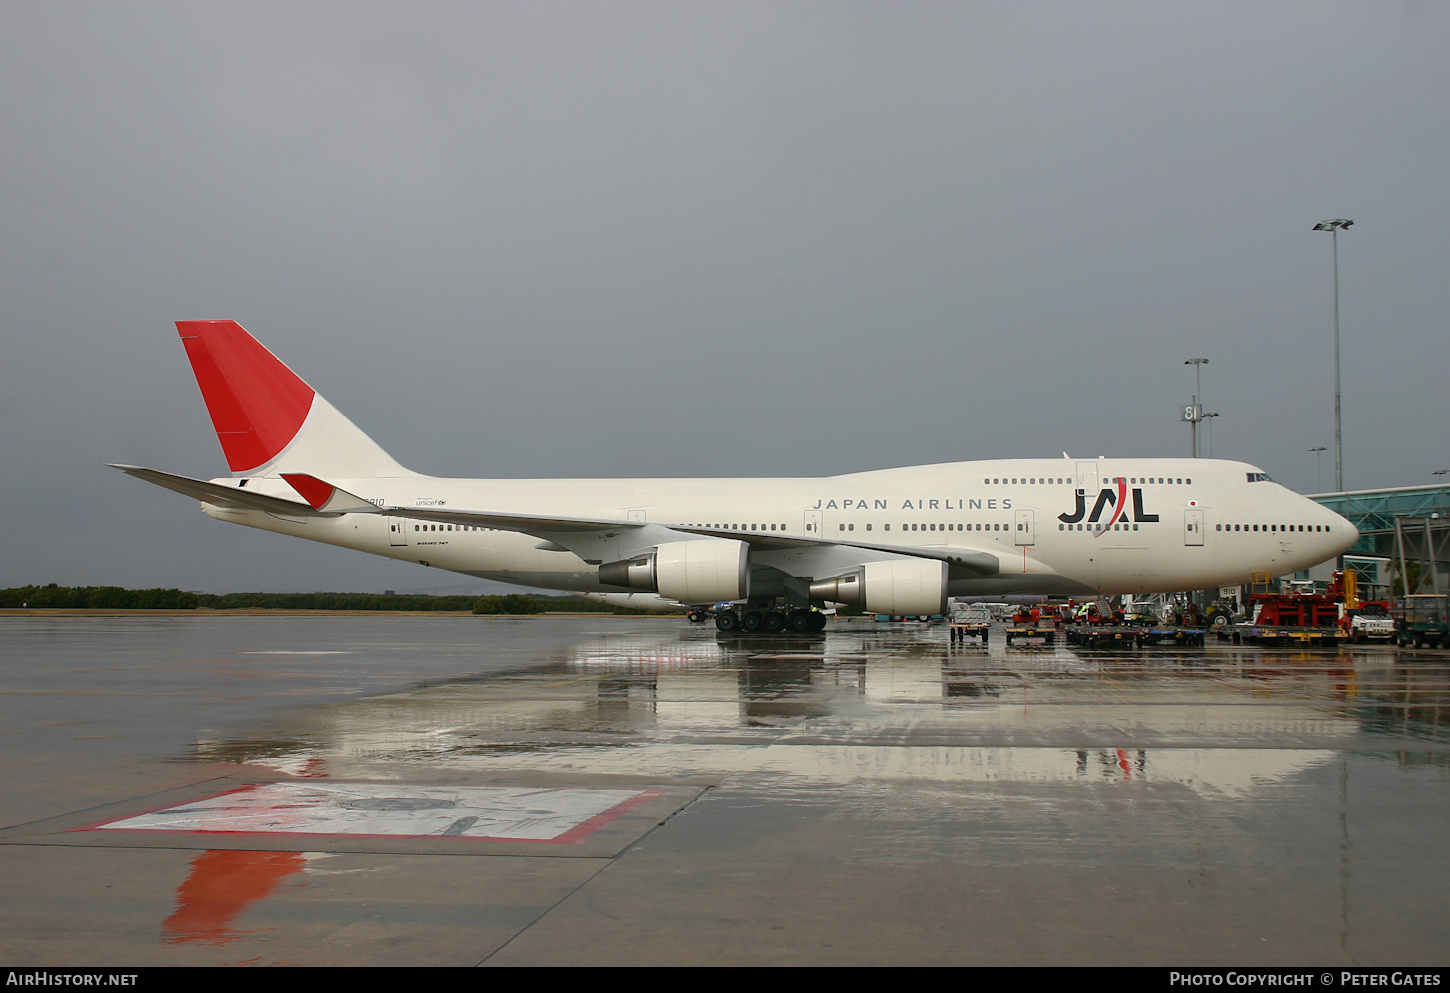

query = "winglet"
[{"left": 281, "top": 474, "right": 380, "bottom": 514}]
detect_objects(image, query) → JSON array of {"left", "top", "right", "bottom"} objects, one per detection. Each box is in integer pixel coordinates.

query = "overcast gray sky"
[{"left": 2, "top": 1, "right": 1446, "bottom": 594}]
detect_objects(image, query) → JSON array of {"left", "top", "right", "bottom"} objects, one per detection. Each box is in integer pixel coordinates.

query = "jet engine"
[
  {"left": 808, "top": 558, "right": 947, "bottom": 616},
  {"left": 598, "top": 538, "right": 750, "bottom": 603}
]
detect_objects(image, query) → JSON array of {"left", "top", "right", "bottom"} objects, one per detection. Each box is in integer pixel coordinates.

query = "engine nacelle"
[
  {"left": 598, "top": 538, "right": 750, "bottom": 603},
  {"left": 809, "top": 558, "right": 947, "bottom": 616}
]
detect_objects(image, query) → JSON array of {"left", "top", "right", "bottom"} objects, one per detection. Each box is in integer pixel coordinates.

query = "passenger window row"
[
  {"left": 830, "top": 522, "right": 1017, "bottom": 533},
  {"left": 832, "top": 522, "right": 1017, "bottom": 532},
  {"left": 406, "top": 520, "right": 1327, "bottom": 537},
  {"left": 694, "top": 523, "right": 789, "bottom": 531},
  {"left": 1216, "top": 524, "right": 1331, "bottom": 533},
  {"left": 1059, "top": 523, "right": 1142, "bottom": 531},
  {"left": 982, "top": 477, "right": 1191, "bottom": 485}
]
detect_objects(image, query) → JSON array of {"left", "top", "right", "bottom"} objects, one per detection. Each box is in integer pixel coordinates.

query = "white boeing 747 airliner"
[{"left": 114, "top": 321, "right": 1357, "bottom": 632}]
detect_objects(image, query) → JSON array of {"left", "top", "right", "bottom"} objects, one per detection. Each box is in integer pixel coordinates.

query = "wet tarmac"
[{"left": 2, "top": 614, "right": 1448, "bottom": 966}]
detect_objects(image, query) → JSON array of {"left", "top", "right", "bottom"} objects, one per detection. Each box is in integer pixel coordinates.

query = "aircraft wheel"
[
  {"left": 716, "top": 611, "right": 740, "bottom": 633},
  {"left": 763, "top": 612, "right": 786, "bottom": 633},
  {"left": 742, "top": 611, "right": 764, "bottom": 632},
  {"left": 788, "top": 611, "right": 812, "bottom": 633},
  {"left": 809, "top": 611, "right": 828, "bottom": 632}
]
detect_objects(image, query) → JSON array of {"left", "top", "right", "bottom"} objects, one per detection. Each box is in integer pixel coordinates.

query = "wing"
[
  {"left": 113, "top": 466, "right": 999, "bottom": 577},
  {"left": 278, "top": 473, "right": 1000, "bottom": 576}
]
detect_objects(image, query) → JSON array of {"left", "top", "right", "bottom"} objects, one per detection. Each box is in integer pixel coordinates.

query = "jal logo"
[{"left": 1058, "top": 477, "right": 1159, "bottom": 528}]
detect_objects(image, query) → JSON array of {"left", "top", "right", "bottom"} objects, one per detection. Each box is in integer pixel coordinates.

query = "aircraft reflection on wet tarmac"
[
  {"left": 185, "top": 622, "right": 1450, "bottom": 799},
  {"left": 7, "top": 616, "right": 1450, "bottom": 965}
]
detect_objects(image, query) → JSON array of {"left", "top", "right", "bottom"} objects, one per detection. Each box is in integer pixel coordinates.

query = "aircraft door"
[
  {"left": 1076, "top": 462, "right": 1098, "bottom": 494},
  {"left": 1184, "top": 510, "right": 1204, "bottom": 546},
  {"left": 803, "top": 510, "right": 822, "bottom": 536},
  {"left": 388, "top": 518, "right": 408, "bottom": 547},
  {"left": 1014, "top": 509, "right": 1035, "bottom": 546}
]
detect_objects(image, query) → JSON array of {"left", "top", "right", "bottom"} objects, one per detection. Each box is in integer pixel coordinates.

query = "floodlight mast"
[
  {"left": 1184, "top": 358, "right": 1208, "bottom": 458},
  {"left": 1313, "top": 219, "right": 1352, "bottom": 492}
]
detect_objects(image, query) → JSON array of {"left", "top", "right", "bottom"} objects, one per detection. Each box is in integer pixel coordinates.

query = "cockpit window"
[{"left": 1247, "top": 472, "right": 1272, "bottom": 483}]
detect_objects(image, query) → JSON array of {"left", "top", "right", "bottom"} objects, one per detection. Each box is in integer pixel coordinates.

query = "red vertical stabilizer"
[{"left": 177, "top": 321, "right": 316, "bottom": 473}]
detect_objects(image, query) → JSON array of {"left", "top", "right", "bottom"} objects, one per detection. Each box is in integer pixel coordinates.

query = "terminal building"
[{"left": 1305, "top": 483, "right": 1450, "bottom": 599}]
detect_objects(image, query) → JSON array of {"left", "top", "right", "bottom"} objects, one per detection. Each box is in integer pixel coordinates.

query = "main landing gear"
[{"left": 714, "top": 604, "right": 828, "bottom": 634}]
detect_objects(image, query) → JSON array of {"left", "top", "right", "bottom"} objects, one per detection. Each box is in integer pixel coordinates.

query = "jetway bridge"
[{"left": 1311, "top": 484, "right": 1450, "bottom": 595}]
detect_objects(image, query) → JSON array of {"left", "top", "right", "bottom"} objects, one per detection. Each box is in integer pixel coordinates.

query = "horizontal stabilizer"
[{"left": 109, "top": 465, "right": 331, "bottom": 517}]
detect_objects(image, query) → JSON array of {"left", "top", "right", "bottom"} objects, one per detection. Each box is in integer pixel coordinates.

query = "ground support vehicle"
[
  {"left": 1225, "top": 623, "right": 1347, "bottom": 646},
  {"left": 949, "top": 621, "right": 990, "bottom": 645},
  {"left": 1004, "top": 625, "right": 1056, "bottom": 646},
  {"left": 1222, "top": 590, "right": 1347, "bottom": 646},
  {"left": 1068, "top": 626, "right": 1205, "bottom": 648},
  {"left": 1223, "top": 588, "right": 1346, "bottom": 645},
  {"left": 949, "top": 603, "right": 992, "bottom": 646},
  {"left": 1395, "top": 594, "right": 1449, "bottom": 648},
  {"left": 1343, "top": 602, "right": 1395, "bottom": 643}
]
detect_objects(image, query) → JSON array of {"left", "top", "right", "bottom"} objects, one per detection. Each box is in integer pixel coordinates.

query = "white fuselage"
[{"left": 200, "top": 457, "right": 1355, "bottom": 599}]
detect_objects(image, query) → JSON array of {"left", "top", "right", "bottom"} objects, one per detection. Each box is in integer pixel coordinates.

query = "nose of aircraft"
[
  {"left": 1297, "top": 492, "right": 1358, "bottom": 561},
  {"left": 1328, "top": 508, "right": 1358, "bottom": 555}
]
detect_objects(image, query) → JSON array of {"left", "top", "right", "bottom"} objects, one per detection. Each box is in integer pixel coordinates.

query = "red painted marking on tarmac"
[
  {"left": 540, "top": 789, "right": 666, "bottom": 845},
  {"left": 67, "top": 783, "right": 259, "bottom": 833},
  {"left": 161, "top": 849, "right": 305, "bottom": 946}
]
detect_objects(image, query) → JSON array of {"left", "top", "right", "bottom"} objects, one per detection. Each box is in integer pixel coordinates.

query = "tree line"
[{"left": 0, "top": 585, "right": 199, "bottom": 609}]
